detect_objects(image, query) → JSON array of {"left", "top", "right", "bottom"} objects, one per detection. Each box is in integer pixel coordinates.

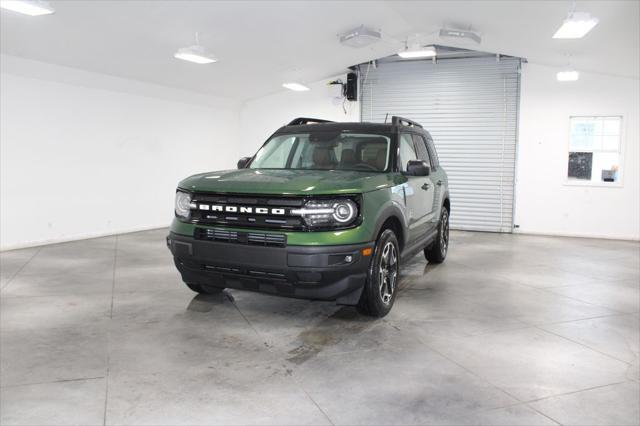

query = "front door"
[
  {"left": 398, "top": 133, "right": 433, "bottom": 244},
  {"left": 412, "top": 134, "right": 438, "bottom": 226}
]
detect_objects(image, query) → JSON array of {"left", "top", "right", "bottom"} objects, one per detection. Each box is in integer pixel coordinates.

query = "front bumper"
[{"left": 167, "top": 232, "right": 373, "bottom": 305}]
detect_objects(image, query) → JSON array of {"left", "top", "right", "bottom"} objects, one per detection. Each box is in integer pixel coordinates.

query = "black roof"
[
  {"left": 274, "top": 116, "right": 426, "bottom": 135},
  {"left": 275, "top": 121, "right": 393, "bottom": 134}
]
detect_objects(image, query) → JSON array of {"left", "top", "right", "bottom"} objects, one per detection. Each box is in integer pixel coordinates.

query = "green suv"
[{"left": 167, "top": 116, "right": 450, "bottom": 316}]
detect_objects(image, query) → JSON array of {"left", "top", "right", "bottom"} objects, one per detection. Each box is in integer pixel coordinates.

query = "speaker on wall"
[{"left": 346, "top": 72, "right": 358, "bottom": 101}]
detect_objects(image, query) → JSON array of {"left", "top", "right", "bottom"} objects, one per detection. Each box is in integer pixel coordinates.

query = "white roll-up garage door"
[{"left": 360, "top": 55, "right": 521, "bottom": 233}]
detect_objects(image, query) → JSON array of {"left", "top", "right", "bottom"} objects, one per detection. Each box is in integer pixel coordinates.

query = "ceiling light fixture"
[
  {"left": 282, "top": 83, "right": 310, "bottom": 92},
  {"left": 439, "top": 28, "right": 481, "bottom": 44},
  {"left": 557, "top": 70, "right": 580, "bottom": 81},
  {"left": 398, "top": 44, "right": 437, "bottom": 59},
  {"left": 553, "top": 11, "right": 599, "bottom": 39},
  {"left": 174, "top": 33, "right": 217, "bottom": 64},
  {"left": 0, "top": 0, "right": 54, "bottom": 16},
  {"left": 339, "top": 25, "right": 382, "bottom": 48},
  {"left": 174, "top": 46, "right": 217, "bottom": 64}
]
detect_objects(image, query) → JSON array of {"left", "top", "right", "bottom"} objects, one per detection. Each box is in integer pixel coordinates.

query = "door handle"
[
  {"left": 436, "top": 180, "right": 443, "bottom": 186},
  {"left": 421, "top": 183, "right": 430, "bottom": 190}
]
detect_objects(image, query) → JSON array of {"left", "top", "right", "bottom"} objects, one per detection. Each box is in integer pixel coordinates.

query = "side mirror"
[
  {"left": 237, "top": 157, "right": 251, "bottom": 169},
  {"left": 406, "top": 160, "right": 430, "bottom": 176}
]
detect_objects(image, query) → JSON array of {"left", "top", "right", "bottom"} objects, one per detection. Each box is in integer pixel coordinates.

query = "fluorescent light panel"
[
  {"left": 398, "top": 45, "right": 437, "bottom": 59},
  {"left": 282, "top": 82, "right": 310, "bottom": 91},
  {"left": 173, "top": 46, "right": 217, "bottom": 64},
  {"left": 174, "top": 52, "right": 216, "bottom": 64},
  {"left": 553, "top": 12, "right": 599, "bottom": 39},
  {"left": 557, "top": 70, "right": 580, "bottom": 81},
  {"left": 0, "top": 0, "right": 54, "bottom": 15}
]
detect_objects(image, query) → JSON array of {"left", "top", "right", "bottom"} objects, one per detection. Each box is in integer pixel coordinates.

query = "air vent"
[
  {"left": 204, "top": 265, "right": 240, "bottom": 273},
  {"left": 247, "top": 233, "right": 287, "bottom": 247},
  {"left": 195, "top": 228, "right": 286, "bottom": 247}
]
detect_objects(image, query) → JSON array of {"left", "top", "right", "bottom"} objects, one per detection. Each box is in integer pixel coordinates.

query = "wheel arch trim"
[{"left": 372, "top": 202, "right": 407, "bottom": 251}]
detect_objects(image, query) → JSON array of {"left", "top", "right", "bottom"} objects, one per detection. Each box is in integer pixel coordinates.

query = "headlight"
[
  {"left": 292, "top": 199, "right": 359, "bottom": 228},
  {"left": 174, "top": 190, "right": 192, "bottom": 220}
]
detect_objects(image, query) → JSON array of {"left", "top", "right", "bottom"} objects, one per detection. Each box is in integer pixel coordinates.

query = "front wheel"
[
  {"left": 357, "top": 229, "right": 400, "bottom": 317},
  {"left": 424, "top": 206, "right": 449, "bottom": 263}
]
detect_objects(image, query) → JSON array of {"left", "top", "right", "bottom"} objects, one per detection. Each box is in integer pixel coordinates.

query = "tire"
[
  {"left": 357, "top": 228, "right": 400, "bottom": 317},
  {"left": 184, "top": 282, "right": 224, "bottom": 295},
  {"left": 424, "top": 206, "right": 449, "bottom": 263}
]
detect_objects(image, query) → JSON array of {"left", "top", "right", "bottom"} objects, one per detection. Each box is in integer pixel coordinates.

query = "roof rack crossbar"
[
  {"left": 391, "top": 116, "right": 423, "bottom": 128},
  {"left": 287, "top": 117, "right": 335, "bottom": 126}
]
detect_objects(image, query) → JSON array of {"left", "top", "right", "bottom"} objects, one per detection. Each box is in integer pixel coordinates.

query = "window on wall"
[{"left": 568, "top": 116, "right": 623, "bottom": 184}]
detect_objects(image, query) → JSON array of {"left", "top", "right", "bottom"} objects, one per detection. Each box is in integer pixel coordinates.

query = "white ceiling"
[{"left": 1, "top": 0, "right": 638, "bottom": 100}]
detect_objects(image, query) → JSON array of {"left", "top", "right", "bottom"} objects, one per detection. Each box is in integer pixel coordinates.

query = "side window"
[
  {"left": 412, "top": 134, "right": 431, "bottom": 165},
  {"left": 427, "top": 138, "right": 440, "bottom": 169},
  {"left": 417, "top": 134, "right": 439, "bottom": 169},
  {"left": 398, "top": 133, "right": 418, "bottom": 172}
]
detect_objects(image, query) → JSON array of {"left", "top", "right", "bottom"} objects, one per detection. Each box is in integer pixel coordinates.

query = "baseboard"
[
  {"left": 0, "top": 224, "right": 169, "bottom": 252},
  {"left": 513, "top": 228, "right": 640, "bottom": 242}
]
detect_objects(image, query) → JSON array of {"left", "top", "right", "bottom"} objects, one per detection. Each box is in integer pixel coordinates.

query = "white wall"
[
  {"left": 515, "top": 62, "right": 639, "bottom": 240},
  {"left": 1, "top": 55, "right": 242, "bottom": 250},
  {"left": 238, "top": 75, "right": 359, "bottom": 155}
]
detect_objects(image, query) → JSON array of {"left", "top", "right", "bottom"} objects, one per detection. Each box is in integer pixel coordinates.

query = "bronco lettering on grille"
[{"left": 201, "top": 205, "right": 286, "bottom": 215}]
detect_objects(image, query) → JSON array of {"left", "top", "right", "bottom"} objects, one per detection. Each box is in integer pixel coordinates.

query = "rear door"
[{"left": 398, "top": 133, "right": 431, "bottom": 243}]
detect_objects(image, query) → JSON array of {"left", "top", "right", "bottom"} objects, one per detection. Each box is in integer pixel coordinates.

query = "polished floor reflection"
[{"left": 1, "top": 229, "right": 639, "bottom": 425}]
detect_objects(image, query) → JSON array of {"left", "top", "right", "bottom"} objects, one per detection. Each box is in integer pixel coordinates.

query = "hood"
[{"left": 178, "top": 169, "right": 397, "bottom": 195}]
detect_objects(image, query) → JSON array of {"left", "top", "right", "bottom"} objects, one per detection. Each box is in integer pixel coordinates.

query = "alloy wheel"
[
  {"left": 440, "top": 210, "right": 449, "bottom": 257},
  {"left": 378, "top": 241, "right": 398, "bottom": 305}
]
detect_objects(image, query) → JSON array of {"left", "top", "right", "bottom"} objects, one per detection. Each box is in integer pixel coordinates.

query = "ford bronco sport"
[{"left": 167, "top": 116, "right": 450, "bottom": 316}]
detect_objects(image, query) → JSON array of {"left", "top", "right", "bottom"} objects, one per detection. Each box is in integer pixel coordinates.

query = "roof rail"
[
  {"left": 287, "top": 117, "right": 335, "bottom": 126},
  {"left": 391, "top": 116, "right": 423, "bottom": 128}
]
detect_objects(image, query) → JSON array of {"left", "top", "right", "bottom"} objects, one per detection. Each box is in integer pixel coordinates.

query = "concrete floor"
[{"left": 0, "top": 229, "right": 638, "bottom": 426}]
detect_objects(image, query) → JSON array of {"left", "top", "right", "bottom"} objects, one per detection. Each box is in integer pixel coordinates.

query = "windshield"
[{"left": 249, "top": 131, "right": 391, "bottom": 172}]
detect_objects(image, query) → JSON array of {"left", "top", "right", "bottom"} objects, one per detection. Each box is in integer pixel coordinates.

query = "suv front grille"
[
  {"left": 194, "top": 227, "right": 287, "bottom": 247},
  {"left": 189, "top": 193, "right": 306, "bottom": 230},
  {"left": 247, "top": 232, "right": 287, "bottom": 246}
]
